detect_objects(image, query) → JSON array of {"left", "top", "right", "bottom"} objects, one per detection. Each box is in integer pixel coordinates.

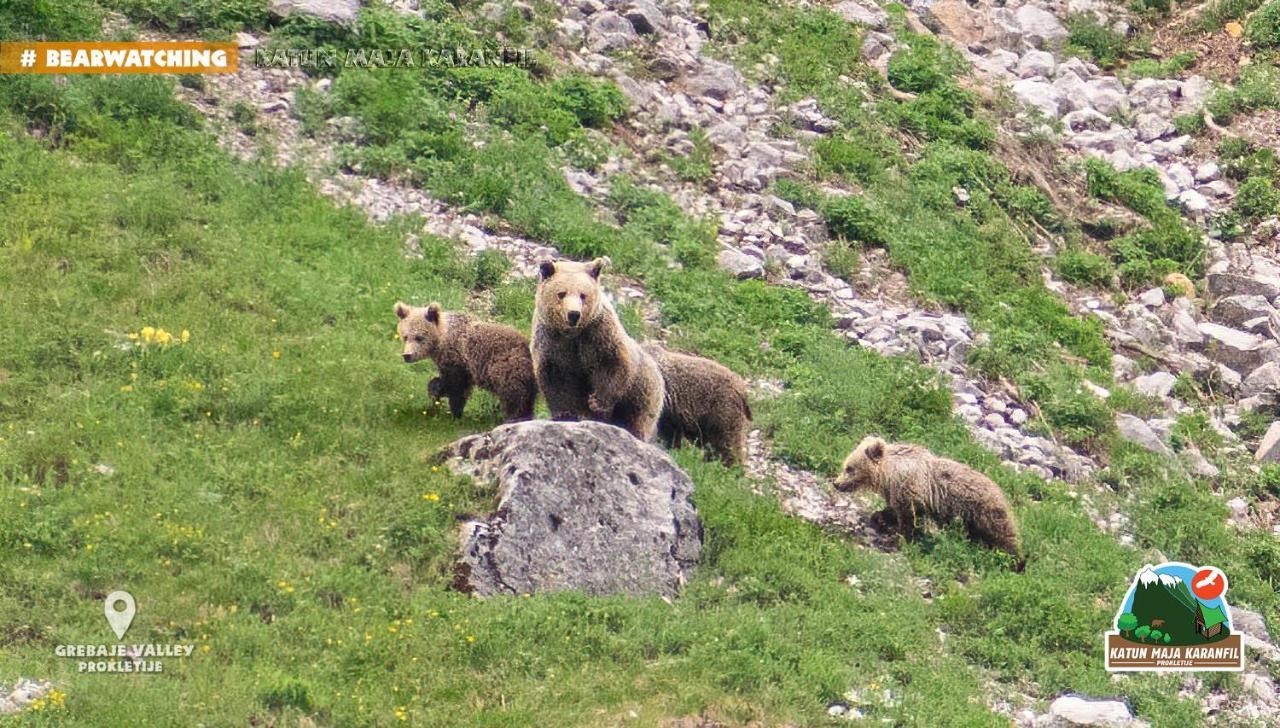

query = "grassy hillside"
[{"left": 1, "top": 1, "right": 1278, "bottom": 725}]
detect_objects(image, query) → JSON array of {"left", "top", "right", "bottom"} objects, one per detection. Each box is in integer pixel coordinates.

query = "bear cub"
[
  {"left": 531, "top": 258, "right": 664, "bottom": 441},
  {"left": 395, "top": 301, "right": 536, "bottom": 422},
  {"left": 644, "top": 344, "right": 751, "bottom": 465},
  {"left": 834, "top": 436, "right": 1025, "bottom": 571}
]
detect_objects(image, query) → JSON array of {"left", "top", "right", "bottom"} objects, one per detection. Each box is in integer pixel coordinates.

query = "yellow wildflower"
[
  {"left": 181, "top": 329, "right": 191, "bottom": 343},
  {"left": 141, "top": 326, "right": 156, "bottom": 343}
]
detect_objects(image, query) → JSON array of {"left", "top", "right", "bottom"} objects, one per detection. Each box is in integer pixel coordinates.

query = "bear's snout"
[
  {"left": 566, "top": 310, "right": 581, "bottom": 326},
  {"left": 402, "top": 353, "right": 414, "bottom": 363}
]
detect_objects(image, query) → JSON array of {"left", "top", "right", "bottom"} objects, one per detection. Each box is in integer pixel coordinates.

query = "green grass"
[
  {"left": 708, "top": 1, "right": 1111, "bottom": 446},
  {"left": 1125, "top": 52, "right": 1197, "bottom": 80},
  {"left": 1248, "top": 0, "right": 1280, "bottom": 48},
  {"left": 1084, "top": 159, "right": 1205, "bottom": 287},
  {"left": 1064, "top": 14, "right": 1131, "bottom": 70},
  {"left": 1197, "top": 0, "right": 1267, "bottom": 30},
  {"left": 1206, "top": 63, "right": 1280, "bottom": 124}
]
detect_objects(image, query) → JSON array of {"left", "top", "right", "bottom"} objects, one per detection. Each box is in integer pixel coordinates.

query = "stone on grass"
[
  {"left": 1115, "top": 414, "right": 1171, "bottom": 455},
  {"left": 268, "top": 0, "right": 359, "bottom": 24},
  {"left": 449, "top": 421, "right": 701, "bottom": 598},
  {"left": 1256, "top": 421, "right": 1280, "bottom": 463},
  {"left": 1048, "top": 694, "right": 1142, "bottom": 726}
]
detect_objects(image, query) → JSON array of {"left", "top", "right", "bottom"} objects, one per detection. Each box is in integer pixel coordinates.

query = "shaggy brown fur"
[
  {"left": 531, "top": 258, "right": 664, "bottom": 441},
  {"left": 644, "top": 344, "right": 751, "bottom": 465},
  {"left": 834, "top": 436, "right": 1025, "bottom": 571},
  {"left": 395, "top": 302, "right": 536, "bottom": 422}
]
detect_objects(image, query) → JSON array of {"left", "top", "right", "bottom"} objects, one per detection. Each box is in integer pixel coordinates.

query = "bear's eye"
[
  {"left": 579, "top": 293, "right": 587, "bottom": 302},
  {"left": 414, "top": 336, "right": 424, "bottom": 343},
  {"left": 845, "top": 465, "right": 854, "bottom": 473},
  {"left": 557, "top": 291, "right": 567, "bottom": 300}
]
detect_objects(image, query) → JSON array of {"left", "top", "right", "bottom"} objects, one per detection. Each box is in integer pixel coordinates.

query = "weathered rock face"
[
  {"left": 268, "top": 0, "right": 360, "bottom": 24},
  {"left": 1048, "top": 694, "right": 1144, "bottom": 727},
  {"left": 447, "top": 421, "right": 702, "bottom": 598}
]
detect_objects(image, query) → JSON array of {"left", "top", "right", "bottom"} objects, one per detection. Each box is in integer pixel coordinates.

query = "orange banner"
[{"left": 0, "top": 42, "right": 238, "bottom": 74}]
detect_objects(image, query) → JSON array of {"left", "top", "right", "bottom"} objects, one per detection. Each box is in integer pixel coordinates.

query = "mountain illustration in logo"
[
  {"left": 1105, "top": 562, "right": 1244, "bottom": 672},
  {"left": 1118, "top": 565, "right": 1229, "bottom": 646}
]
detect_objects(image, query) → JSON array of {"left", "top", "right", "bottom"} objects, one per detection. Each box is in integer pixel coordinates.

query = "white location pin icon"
[{"left": 104, "top": 590, "right": 136, "bottom": 640}]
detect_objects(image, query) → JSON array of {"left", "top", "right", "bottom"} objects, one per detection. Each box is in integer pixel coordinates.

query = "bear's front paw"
[
  {"left": 427, "top": 377, "right": 445, "bottom": 401},
  {"left": 586, "top": 394, "right": 611, "bottom": 417}
]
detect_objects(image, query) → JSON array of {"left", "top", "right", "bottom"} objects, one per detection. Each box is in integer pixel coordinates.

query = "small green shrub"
[
  {"left": 260, "top": 680, "right": 312, "bottom": 711},
  {"left": 667, "top": 128, "right": 714, "bottom": 183},
  {"left": 1235, "top": 176, "right": 1280, "bottom": 220},
  {"left": 1198, "top": 0, "right": 1266, "bottom": 30},
  {"left": 549, "top": 75, "right": 628, "bottom": 128},
  {"left": 820, "top": 195, "right": 890, "bottom": 247},
  {"left": 1126, "top": 52, "right": 1195, "bottom": 79},
  {"left": 1084, "top": 159, "right": 1203, "bottom": 286},
  {"left": 108, "top": 0, "right": 269, "bottom": 33},
  {"left": 822, "top": 239, "right": 862, "bottom": 280},
  {"left": 1170, "top": 412, "right": 1223, "bottom": 455},
  {"left": 773, "top": 178, "right": 823, "bottom": 211},
  {"left": 816, "top": 134, "right": 900, "bottom": 184},
  {"left": 1207, "top": 64, "right": 1280, "bottom": 124},
  {"left": 1065, "top": 15, "right": 1129, "bottom": 69},
  {"left": 1054, "top": 248, "right": 1114, "bottom": 287},
  {"left": 1247, "top": 0, "right": 1280, "bottom": 46},
  {"left": 1221, "top": 145, "right": 1278, "bottom": 181},
  {"left": 1171, "top": 113, "right": 1206, "bottom": 136},
  {"left": 470, "top": 249, "right": 512, "bottom": 290},
  {"left": 886, "top": 36, "right": 966, "bottom": 94}
]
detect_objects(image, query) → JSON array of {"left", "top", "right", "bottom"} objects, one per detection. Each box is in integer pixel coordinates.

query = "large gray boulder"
[
  {"left": 1195, "top": 322, "right": 1276, "bottom": 374},
  {"left": 269, "top": 0, "right": 360, "bottom": 24},
  {"left": 1048, "top": 694, "right": 1143, "bottom": 726},
  {"left": 448, "top": 421, "right": 702, "bottom": 598}
]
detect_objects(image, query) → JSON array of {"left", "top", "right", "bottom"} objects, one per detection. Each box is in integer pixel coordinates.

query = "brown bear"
[
  {"left": 834, "top": 436, "right": 1025, "bottom": 571},
  {"left": 531, "top": 257, "right": 664, "bottom": 441},
  {"left": 644, "top": 344, "right": 751, "bottom": 465},
  {"left": 395, "top": 302, "right": 536, "bottom": 423}
]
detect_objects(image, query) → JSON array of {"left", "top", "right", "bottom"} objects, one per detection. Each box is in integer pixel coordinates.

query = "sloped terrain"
[{"left": 2, "top": 0, "right": 1280, "bottom": 724}]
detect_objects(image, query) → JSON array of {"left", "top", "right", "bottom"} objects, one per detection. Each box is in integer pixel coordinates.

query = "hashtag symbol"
[{"left": 19, "top": 48, "right": 35, "bottom": 68}]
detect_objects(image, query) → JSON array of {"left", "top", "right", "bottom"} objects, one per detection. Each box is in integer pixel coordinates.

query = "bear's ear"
[
  {"left": 394, "top": 301, "right": 411, "bottom": 320},
  {"left": 588, "top": 256, "right": 611, "bottom": 279},
  {"left": 425, "top": 302, "right": 441, "bottom": 323},
  {"left": 864, "top": 437, "right": 885, "bottom": 462},
  {"left": 539, "top": 260, "right": 557, "bottom": 280}
]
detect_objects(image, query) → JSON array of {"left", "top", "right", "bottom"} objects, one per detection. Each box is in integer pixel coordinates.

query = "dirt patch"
[{"left": 1150, "top": 24, "right": 1246, "bottom": 83}]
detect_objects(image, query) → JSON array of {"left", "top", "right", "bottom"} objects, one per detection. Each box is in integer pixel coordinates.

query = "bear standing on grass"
[
  {"left": 644, "top": 344, "right": 751, "bottom": 465},
  {"left": 834, "top": 436, "right": 1025, "bottom": 571},
  {"left": 395, "top": 302, "right": 537, "bottom": 423},
  {"left": 531, "top": 258, "right": 664, "bottom": 441}
]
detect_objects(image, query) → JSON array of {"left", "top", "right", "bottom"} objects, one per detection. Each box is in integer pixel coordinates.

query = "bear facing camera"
[
  {"left": 395, "top": 301, "right": 536, "bottom": 423},
  {"left": 531, "top": 257, "right": 665, "bottom": 441}
]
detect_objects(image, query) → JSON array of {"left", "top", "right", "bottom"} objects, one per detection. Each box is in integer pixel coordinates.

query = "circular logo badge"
[{"left": 1192, "top": 567, "right": 1226, "bottom": 601}]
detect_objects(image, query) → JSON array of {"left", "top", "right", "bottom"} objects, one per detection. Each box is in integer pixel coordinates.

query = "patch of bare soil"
[{"left": 1151, "top": 21, "right": 1246, "bottom": 83}]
